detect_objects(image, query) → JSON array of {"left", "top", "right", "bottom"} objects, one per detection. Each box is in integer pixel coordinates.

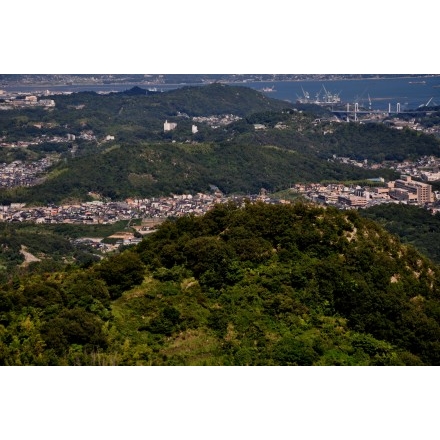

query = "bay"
[
  {"left": 2, "top": 76, "right": 440, "bottom": 112},
  {"left": 244, "top": 76, "right": 440, "bottom": 111}
]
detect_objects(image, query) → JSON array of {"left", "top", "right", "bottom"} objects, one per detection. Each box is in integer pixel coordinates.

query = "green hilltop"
[{"left": 2, "top": 202, "right": 440, "bottom": 365}]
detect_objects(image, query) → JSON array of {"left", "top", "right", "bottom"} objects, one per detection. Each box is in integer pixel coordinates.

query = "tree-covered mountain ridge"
[
  {"left": 4, "top": 83, "right": 440, "bottom": 204},
  {"left": 2, "top": 201, "right": 440, "bottom": 365}
]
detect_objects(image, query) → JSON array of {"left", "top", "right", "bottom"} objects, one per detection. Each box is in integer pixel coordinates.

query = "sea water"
[{"left": 2, "top": 76, "right": 440, "bottom": 112}]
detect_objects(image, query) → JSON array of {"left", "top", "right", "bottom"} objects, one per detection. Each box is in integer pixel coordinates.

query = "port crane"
[
  {"left": 418, "top": 97, "right": 434, "bottom": 108},
  {"left": 301, "top": 86, "right": 309, "bottom": 99}
]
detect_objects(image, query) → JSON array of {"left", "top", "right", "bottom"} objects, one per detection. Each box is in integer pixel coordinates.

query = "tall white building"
[{"left": 164, "top": 120, "right": 177, "bottom": 132}]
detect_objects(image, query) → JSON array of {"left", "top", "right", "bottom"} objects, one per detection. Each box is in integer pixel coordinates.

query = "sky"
[
  {"left": 3, "top": 1, "right": 438, "bottom": 74},
  {"left": 2, "top": 2, "right": 439, "bottom": 439}
]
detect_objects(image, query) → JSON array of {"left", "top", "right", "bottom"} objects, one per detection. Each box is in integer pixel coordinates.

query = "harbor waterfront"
[
  {"left": 246, "top": 76, "right": 440, "bottom": 111},
  {"left": 2, "top": 76, "right": 440, "bottom": 112}
]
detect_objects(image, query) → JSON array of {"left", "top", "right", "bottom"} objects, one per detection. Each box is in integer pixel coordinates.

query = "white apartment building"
[{"left": 164, "top": 120, "right": 177, "bottom": 132}]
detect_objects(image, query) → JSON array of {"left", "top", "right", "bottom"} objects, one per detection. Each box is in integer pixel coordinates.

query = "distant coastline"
[
  {"left": 2, "top": 74, "right": 440, "bottom": 88},
  {"left": 2, "top": 76, "right": 439, "bottom": 112}
]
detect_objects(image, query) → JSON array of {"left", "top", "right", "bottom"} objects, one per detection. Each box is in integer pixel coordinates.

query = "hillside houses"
[
  {"left": 0, "top": 158, "right": 55, "bottom": 188},
  {"left": 0, "top": 193, "right": 231, "bottom": 225}
]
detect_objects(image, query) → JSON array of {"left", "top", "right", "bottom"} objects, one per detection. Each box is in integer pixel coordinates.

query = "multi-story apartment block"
[{"left": 392, "top": 175, "right": 433, "bottom": 204}]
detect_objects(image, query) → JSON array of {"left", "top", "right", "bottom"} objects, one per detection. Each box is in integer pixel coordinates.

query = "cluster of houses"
[
  {"left": 191, "top": 114, "right": 241, "bottom": 129},
  {"left": 0, "top": 158, "right": 55, "bottom": 188},
  {"left": 0, "top": 190, "right": 287, "bottom": 228},
  {"left": 163, "top": 114, "right": 243, "bottom": 134},
  {"left": 0, "top": 132, "right": 90, "bottom": 150},
  {"left": 330, "top": 155, "right": 440, "bottom": 183},
  {"left": 0, "top": 92, "right": 55, "bottom": 109},
  {"left": 390, "top": 156, "right": 440, "bottom": 182},
  {"left": 0, "top": 192, "right": 274, "bottom": 251},
  {"left": 384, "top": 117, "right": 440, "bottom": 137},
  {"left": 0, "top": 201, "right": 133, "bottom": 224},
  {"left": 0, "top": 193, "right": 227, "bottom": 225},
  {"left": 124, "top": 192, "right": 229, "bottom": 218}
]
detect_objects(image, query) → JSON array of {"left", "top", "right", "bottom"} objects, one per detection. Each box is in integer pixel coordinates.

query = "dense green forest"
[
  {"left": 361, "top": 204, "right": 440, "bottom": 264},
  {"left": 0, "top": 141, "right": 398, "bottom": 205},
  {"left": 0, "top": 84, "right": 289, "bottom": 140},
  {"left": 2, "top": 202, "right": 440, "bottom": 365},
  {"left": 317, "top": 122, "right": 440, "bottom": 162}
]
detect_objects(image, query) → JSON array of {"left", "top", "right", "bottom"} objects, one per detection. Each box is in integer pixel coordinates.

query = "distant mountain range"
[{"left": 1, "top": 74, "right": 438, "bottom": 86}]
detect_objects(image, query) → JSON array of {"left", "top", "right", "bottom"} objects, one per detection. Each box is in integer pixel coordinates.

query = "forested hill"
[
  {"left": 2, "top": 201, "right": 440, "bottom": 365},
  {"left": 51, "top": 83, "right": 291, "bottom": 126},
  {"left": 1, "top": 140, "right": 395, "bottom": 205},
  {"left": 2, "top": 83, "right": 440, "bottom": 204},
  {"left": 143, "top": 83, "right": 290, "bottom": 117}
]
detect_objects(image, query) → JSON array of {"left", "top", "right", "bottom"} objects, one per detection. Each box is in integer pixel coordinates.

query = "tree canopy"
[{"left": 2, "top": 201, "right": 440, "bottom": 365}]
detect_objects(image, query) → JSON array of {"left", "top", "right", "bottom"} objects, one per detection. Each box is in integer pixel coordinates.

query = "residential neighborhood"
[
  {"left": 0, "top": 192, "right": 236, "bottom": 226},
  {"left": 0, "top": 158, "right": 55, "bottom": 188}
]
